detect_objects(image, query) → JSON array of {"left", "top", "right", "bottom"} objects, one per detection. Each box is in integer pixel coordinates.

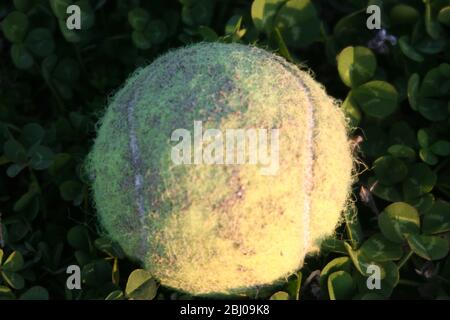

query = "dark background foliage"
[{"left": 0, "top": 0, "right": 449, "bottom": 300}]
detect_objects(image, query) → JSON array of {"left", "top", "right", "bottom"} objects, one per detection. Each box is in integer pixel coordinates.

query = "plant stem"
[{"left": 398, "top": 249, "right": 414, "bottom": 270}]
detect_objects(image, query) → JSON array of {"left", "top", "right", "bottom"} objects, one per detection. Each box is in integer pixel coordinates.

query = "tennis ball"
[{"left": 88, "top": 42, "right": 353, "bottom": 295}]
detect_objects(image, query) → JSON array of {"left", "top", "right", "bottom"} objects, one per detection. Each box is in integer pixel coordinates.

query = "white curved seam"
[
  {"left": 270, "top": 55, "right": 315, "bottom": 257},
  {"left": 297, "top": 81, "right": 315, "bottom": 256},
  {"left": 126, "top": 72, "right": 153, "bottom": 257},
  {"left": 254, "top": 52, "right": 316, "bottom": 258}
]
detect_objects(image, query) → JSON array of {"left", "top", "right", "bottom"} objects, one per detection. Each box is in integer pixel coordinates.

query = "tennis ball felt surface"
[{"left": 88, "top": 42, "right": 353, "bottom": 295}]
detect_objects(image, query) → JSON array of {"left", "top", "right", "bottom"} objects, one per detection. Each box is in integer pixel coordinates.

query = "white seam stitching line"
[
  {"left": 269, "top": 55, "right": 316, "bottom": 258},
  {"left": 127, "top": 71, "right": 154, "bottom": 258},
  {"left": 296, "top": 80, "right": 315, "bottom": 256}
]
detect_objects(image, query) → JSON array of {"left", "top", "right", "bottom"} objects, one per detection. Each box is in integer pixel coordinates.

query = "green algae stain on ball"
[{"left": 87, "top": 42, "right": 353, "bottom": 295}]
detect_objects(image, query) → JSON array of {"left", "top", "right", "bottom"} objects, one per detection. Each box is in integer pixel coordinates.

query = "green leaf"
[
  {"left": 3, "top": 251, "right": 24, "bottom": 272},
  {"left": 112, "top": 257, "right": 119, "bottom": 285},
  {"left": 354, "top": 261, "right": 399, "bottom": 298},
  {"left": 197, "top": 26, "right": 218, "bottom": 42},
  {"left": 420, "top": 67, "right": 448, "bottom": 97},
  {"left": 25, "top": 28, "right": 55, "bottom": 58},
  {"left": 337, "top": 46, "right": 377, "bottom": 88},
  {"left": 407, "top": 193, "right": 435, "bottom": 214},
  {"left": 423, "top": 201, "right": 450, "bottom": 234},
  {"left": 333, "top": 10, "right": 368, "bottom": 46},
  {"left": 345, "top": 242, "right": 377, "bottom": 276},
  {"left": 415, "top": 37, "right": 446, "bottom": 54},
  {"left": 0, "top": 286, "right": 15, "bottom": 300},
  {"left": 344, "top": 206, "right": 363, "bottom": 248},
  {"left": 387, "top": 144, "right": 415, "bottom": 161},
  {"left": 251, "top": 0, "right": 286, "bottom": 32},
  {"left": 409, "top": 163, "right": 437, "bottom": 192},
  {"left": 67, "top": 225, "right": 90, "bottom": 251},
  {"left": 94, "top": 237, "right": 125, "bottom": 259},
  {"left": 402, "top": 163, "right": 436, "bottom": 200},
  {"left": 378, "top": 202, "right": 420, "bottom": 243},
  {"left": 49, "top": 0, "right": 71, "bottom": 19},
  {"left": 22, "top": 123, "right": 45, "bottom": 146},
  {"left": 128, "top": 8, "right": 150, "bottom": 31},
  {"left": 406, "top": 234, "right": 448, "bottom": 261},
  {"left": 353, "top": 81, "right": 398, "bottom": 119},
  {"left": 417, "top": 99, "right": 449, "bottom": 122},
  {"left": 398, "top": 36, "right": 424, "bottom": 62},
  {"left": 320, "top": 257, "right": 352, "bottom": 292},
  {"left": 286, "top": 271, "right": 302, "bottom": 300},
  {"left": 362, "top": 125, "right": 389, "bottom": 157},
  {"left": 144, "top": 20, "right": 167, "bottom": 45},
  {"left": 14, "top": 0, "right": 32, "bottom": 12},
  {"left": 327, "top": 271, "right": 356, "bottom": 300},
  {"left": 1, "top": 271, "right": 24, "bottom": 290},
  {"left": 0, "top": 249, "right": 3, "bottom": 265},
  {"left": 425, "top": 1, "right": 442, "bottom": 39},
  {"left": 360, "top": 234, "right": 403, "bottom": 262},
  {"left": 438, "top": 6, "right": 450, "bottom": 26},
  {"left": 82, "top": 259, "right": 112, "bottom": 287},
  {"left": 272, "top": 27, "right": 294, "bottom": 62},
  {"left": 269, "top": 291, "right": 290, "bottom": 300},
  {"left": 437, "top": 170, "right": 450, "bottom": 198},
  {"left": 368, "top": 177, "right": 402, "bottom": 202},
  {"left": 417, "top": 128, "right": 432, "bottom": 148},
  {"left": 1, "top": 11, "right": 29, "bottom": 43},
  {"left": 320, "top": 237, "right": 347, "bottom": 254},
  {"left": 419, "top": 148, "right": 439, "bottom": 166},
  {"left": 389, "top": 121, "right": 416, "bottom": 147},
  {"left": 105, "top": 290, "right": 125, "bottom": 300},
  {"left": 181, "top": 0, "right": 214, "bottom": 26},
  {"left": 10, "top": 43, "right": 34, "bottom": 70},
  {"left": 29, "top": 145, "right": 55, "bottom": 170},
  {"left": 225, "top": 15, "right": 243, "bottom": 35},
  {"left": 125, "top": 269, "right": 158, "bottom": 300},
  {"left": 13, "top": 188, "right": 38, "bottom": 212},
  {"left": 20, "top": 286, "right": 49, "bottom": 300},
  {"left": 430, "top": 140, "right": 450, "bottom": 156},
  {"left": 407, "top": 73, "right": 420, "bottom": 111},
  {"left": 273, "top": 0, "right": 321, "bottom": 48},
  {"left": 342, "top": 91, "right": 361, "bottom": 127},
  {"left": 390, "top": 4, "right": 419, "bottom": 26},
  {"left": 131, "top": 31, "right": 151, "bottom": 50},
  {"left": 373, "top": 156, "right": 408, "bottom": 186},
  {"left": 3, "top": 139, "right": 27, "bottom": 164}
]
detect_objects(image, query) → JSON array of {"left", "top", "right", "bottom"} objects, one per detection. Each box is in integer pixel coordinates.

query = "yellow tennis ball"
[{"left": 88, "top": 42, "right": 353, "bottom": 295}]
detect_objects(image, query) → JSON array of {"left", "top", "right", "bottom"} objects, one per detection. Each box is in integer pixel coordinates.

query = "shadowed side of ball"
[{"left": 87, "top": 42, "right": 353, "bottom": 295}]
